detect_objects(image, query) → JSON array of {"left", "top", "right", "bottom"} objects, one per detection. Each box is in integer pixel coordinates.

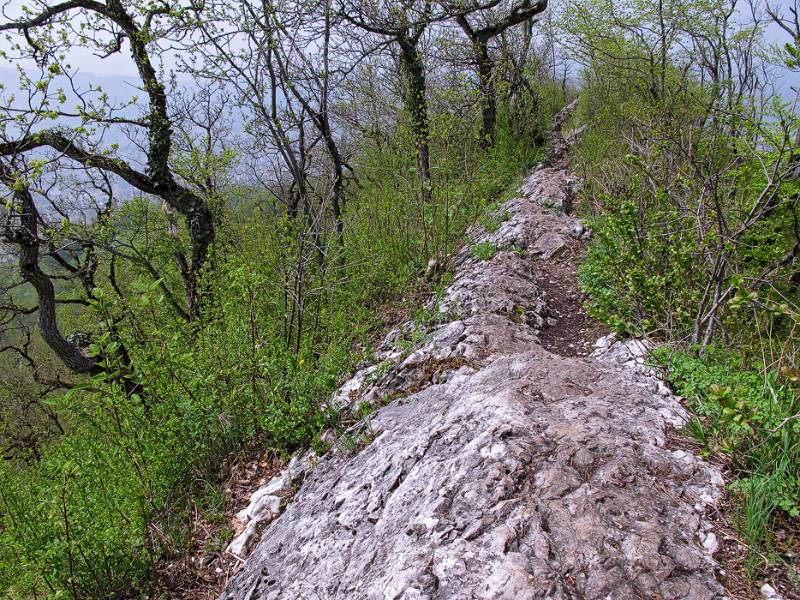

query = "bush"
[
  {"left": 471, "top": 241, "right": 499, "bottom": 261},
  {"left": 578, "top": 188, "right": 704, "bottom": 337},
  {"left": 654, "top": 347, "right": 800, "bottom": 567}
]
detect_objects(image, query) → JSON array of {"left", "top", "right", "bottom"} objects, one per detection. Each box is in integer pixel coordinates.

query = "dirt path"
[{"left": 533, "top": 239, "right": 606, "bottom": 358}]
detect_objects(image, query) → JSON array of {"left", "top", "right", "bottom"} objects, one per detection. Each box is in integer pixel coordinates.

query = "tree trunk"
[
  {"left": 110, "top": 0, "right": 216, "bottom": 318},
  {"left": 11, "top": 185, "right": 98, "bottom": 374},
  {"left": 180, "top": 192, "right": 216, "bottom": 317},
  {"left": 475, "top": 39, "right": 497, "bottom": 148},
  {"left": 398, "top": 36, "right": 432, "bottom": 204},
  {"left": 455, "top": 3, "right": 550, "bottom": 149}
]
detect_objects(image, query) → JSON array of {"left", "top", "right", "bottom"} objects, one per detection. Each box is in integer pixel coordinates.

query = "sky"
[
  {"left": 0, "top": 0, "right": 797, "bottom": 124},
  {"left": 0, "top": 0, "right": 169, "bottom": 82},
  {"left": 1, "top": 0, "right": 799, "bottom": 78}
]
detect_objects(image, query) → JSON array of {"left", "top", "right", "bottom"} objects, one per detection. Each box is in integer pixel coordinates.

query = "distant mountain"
[
  {"left": 0, "top": 66, "right": 144, "bottom": 118},
  {"left": 0, "top": 67, "right": 245, "bottom": 156}
]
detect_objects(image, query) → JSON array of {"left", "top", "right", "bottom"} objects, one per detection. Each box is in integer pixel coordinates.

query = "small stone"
[
  {"left": 702, "top": 533, "right": 718, "bottom": 556},
  {"left": 761, "top": 583, "right": 782, "bottom": 600}
]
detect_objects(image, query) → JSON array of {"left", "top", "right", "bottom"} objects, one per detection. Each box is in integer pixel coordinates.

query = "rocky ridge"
[{"left": 219, "top": 110, "right": 726, "bottom": 600}]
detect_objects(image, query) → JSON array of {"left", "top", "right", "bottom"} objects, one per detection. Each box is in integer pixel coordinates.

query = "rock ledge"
[{"left": 220, "top": 117, "right": 725, "bottom": 600}]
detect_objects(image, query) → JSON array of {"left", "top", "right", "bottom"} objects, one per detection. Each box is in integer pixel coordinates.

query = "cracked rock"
[{"left": 220, "top": 108, "right": 725, "bottom": 600}]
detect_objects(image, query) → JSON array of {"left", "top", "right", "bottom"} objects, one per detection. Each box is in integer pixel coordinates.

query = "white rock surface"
[
  {"left": 226, "top": 451, "right": 317, "bottom": 559},
  {"left": 220, "top": 107, "right": 725, "bottom": 599}
]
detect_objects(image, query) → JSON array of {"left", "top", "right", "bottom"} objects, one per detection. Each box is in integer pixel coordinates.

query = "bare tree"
[
  {"left": 0, "top": 0, "right": 216, "bottom": 333},
  {"left": 341, "top": 0, "right": 437, "bottom": 202},
  {"left": 0, "top": 161, "right": 98, "bottom": 372},
  {"left": 450, "top": 0, "right": 548, "bottom": 145},
  {"left": 186, "top": 0, "right": 349, "bottom": 239}
]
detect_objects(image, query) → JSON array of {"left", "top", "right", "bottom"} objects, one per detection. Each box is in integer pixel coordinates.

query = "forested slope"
[
  {"left": 0, "top": 0, "right": 797, "bottom": 598},
  {"left": 0, "top": 0, "right": 553, "bottom": 596}
]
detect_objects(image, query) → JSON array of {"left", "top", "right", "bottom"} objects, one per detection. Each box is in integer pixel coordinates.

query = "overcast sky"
[{"left": 1, "top": 0, "right": 160, "bottom": 77}]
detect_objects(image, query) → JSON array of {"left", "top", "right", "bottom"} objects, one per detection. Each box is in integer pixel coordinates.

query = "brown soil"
[
  {"left": 709, "top": 494, "right": 800, "bottom": 600},
  {"left": 153, "top": 447, "right": 283, "bottom": 599},
  {"left": 532, "top": 239, "right": 608, "bottom": 358}
]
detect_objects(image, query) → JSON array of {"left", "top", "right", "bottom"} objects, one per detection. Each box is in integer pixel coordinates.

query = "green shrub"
[
  {"left": 471, "top": 241, "right": 499, "bottom": 261},
  {"left": 654, "top": 347, "right": 800, "bottom": 567}
]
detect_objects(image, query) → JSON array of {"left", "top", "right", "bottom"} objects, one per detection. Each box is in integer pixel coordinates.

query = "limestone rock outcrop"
[{"left": 220, "top": 113, "right": 725, "bottom": 600}]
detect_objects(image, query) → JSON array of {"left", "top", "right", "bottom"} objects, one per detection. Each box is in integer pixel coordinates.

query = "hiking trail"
[{"left": 219, "top": 106, "right": 726, "bottom": 600}]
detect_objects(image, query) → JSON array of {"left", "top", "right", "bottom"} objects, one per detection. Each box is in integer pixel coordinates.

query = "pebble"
[
  {"left": 761, "top": 583, "right": 782, "bottom": 600},
  {"left": 702, "top": 532, "right": 718, "bottom": 555}
]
